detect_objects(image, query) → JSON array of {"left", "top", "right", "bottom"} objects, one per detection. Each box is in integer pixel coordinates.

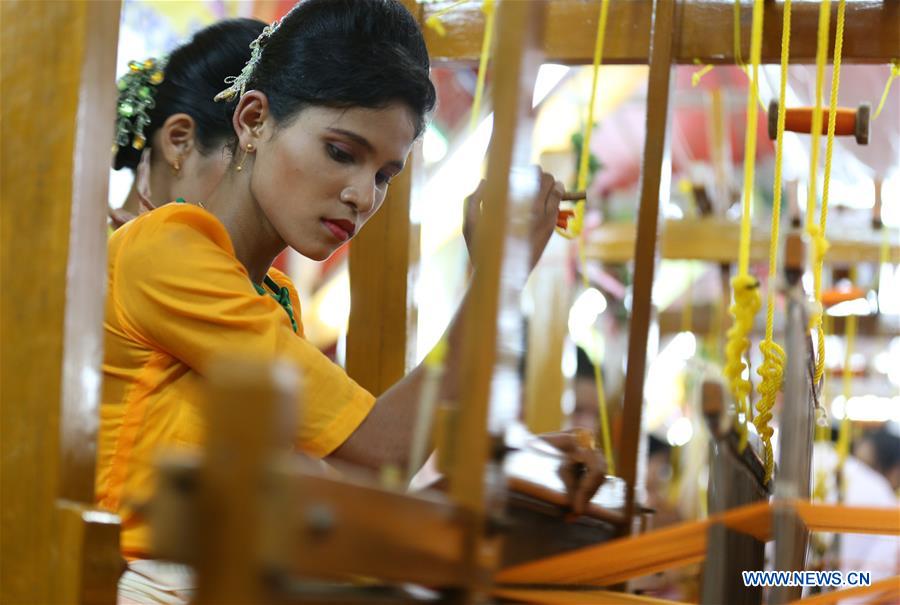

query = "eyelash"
[{"left": 327, "top": 143, "right": 393, "bottom": 188}]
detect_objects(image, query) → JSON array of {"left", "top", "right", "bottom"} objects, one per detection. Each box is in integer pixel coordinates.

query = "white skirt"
[{"left": 117, "top": 560, "right": 195, "bottom": 605}]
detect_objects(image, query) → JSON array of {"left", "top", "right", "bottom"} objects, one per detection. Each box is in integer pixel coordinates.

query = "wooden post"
[
  {"left": 618, "top": 0, "right": 677, "bottom": 530},
  {"left": 346, "top": 163, "right": 414, "bottom": 395},
  {"left": 194, "top": 358, "right": 299, "bottom": 605},
  {"left": 1, "top": 1, "right": 121, "bottom": 603},
  {"left": 345, "top": 0, "right": 421, "bottom": 396}
]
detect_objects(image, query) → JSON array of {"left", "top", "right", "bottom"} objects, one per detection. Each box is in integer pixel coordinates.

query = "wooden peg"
[
  {"left": 783, "top": 231, "right": 806, "bottom": 275},
  {"left": 768, "top": 100, "right": 870, "bottom": 145}
]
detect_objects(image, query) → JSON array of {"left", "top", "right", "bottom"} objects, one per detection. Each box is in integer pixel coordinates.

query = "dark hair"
[
  {"left": 247, "top": 0, "right": 436, "bottom": 139},
  {"left": 114, "top": 18, "right": 266, "bottom": 171},
  {"left": 862, "top": 427, "right": 900, "bottom": 473}
]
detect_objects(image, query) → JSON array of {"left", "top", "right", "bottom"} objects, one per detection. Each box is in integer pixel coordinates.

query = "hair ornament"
[
  {"left": 114, "top": 57, "right": 167, "bottom": 154},
  {"left": 214, "top": 3, "right": 303, "bottom": 103}
]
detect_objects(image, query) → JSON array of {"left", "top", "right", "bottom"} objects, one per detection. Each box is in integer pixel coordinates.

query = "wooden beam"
[
  {"left": 346, "top": 162, "right": 414, "bottom": 396},
  {"left": 618, "top": 0, "right": 676, "bottom": 530},
  {"left": 345, "top": 0, "right": 420, "bottom": 396},
  {"left": 1, "top": 0, "right": 120, "bottom": 602},
  {"left": 585, "top": 218, "right": 900, "bottom": 265},
  {"left": 424, "top": 0, "right": 900, "bottom": 65}
]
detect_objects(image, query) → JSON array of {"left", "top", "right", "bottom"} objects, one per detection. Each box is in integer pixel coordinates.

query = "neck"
[{"left": 203, "top": 170, "right": 286, "bottom": 284}]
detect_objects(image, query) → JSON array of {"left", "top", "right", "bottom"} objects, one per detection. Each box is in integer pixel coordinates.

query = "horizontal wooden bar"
[
  {"left": 584, "top": 218, "right": 900, "bottom": 265},
  {"left": 495, "top": 500, "right": 899, "bottom": 586},
  {"left": 422, "top": 0, "right": 900, "bottom": 65},
  {"left": 492, "top": 587, "right": 684, "bottom": 604}
]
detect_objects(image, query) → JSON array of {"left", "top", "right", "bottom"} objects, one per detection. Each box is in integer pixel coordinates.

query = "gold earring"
[
  {"left": 171, "top": 158, "right": 181, "bottom": 174},
  {"left": 235, "top": 143, "right": 255, "bottom": 172}
]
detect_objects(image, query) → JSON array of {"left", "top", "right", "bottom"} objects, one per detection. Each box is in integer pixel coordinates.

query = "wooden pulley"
[{"left": 767, "top": 100, "right": 870, "bottom": 145}]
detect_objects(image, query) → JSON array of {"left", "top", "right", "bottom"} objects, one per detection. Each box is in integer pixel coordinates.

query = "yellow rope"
[
  {"left": 724, "top": 0, "right": 764, "bottom": 450},
  {"left": 423, "top": 0, "right": 470, "bottom": 37},
  {"left": 691, "top": 59, "right": 714, "bottom": 88},
  {"left": 754, "top": 0, "right": 792, "bottom": 485},
  {"left": 873, "top": 60, "right": 900, "bottom": 120},
  {"left": 576, "top": 242, "right": 615, "bottom": 475},
  {"left": 557, "top": 0, "right": 610, "bottom": 238},
  {"left": 469, "top": 0, "right": 496, "bottom": 132},
  {"left": 810, "top": 0, "right": 846, "bottom": 389},
  {"left": 836, "top": 270, "right": 857, "bottom": 468}
]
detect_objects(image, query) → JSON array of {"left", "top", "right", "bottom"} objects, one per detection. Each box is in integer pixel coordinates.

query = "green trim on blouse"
[{"left": 174, "top": 197, "right": 298, "bottom": 334}]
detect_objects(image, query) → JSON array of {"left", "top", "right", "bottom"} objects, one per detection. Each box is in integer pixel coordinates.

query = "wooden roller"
[{"left": 768, "top": 100, "right": 870, "bottom": 145}]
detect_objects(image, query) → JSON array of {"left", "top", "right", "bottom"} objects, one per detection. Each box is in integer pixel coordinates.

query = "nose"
[{"left": 340, "top": 180, "right": 377, "bottom": 217}]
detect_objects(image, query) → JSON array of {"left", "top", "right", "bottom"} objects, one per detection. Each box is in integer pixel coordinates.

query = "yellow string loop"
[
  {"left": 725, "top": 274, "right": 761, "bottom": 451},
  {"left": 754, "top": 0, "right": 792, "bottom": 485},
  {"left": 724, "top": 0, "right": 764, "bottom": 449},
  {"left": 557, "top": 0, "right": 610, "bottom": 239},
  {"left": 873, "top": 59, "right": 900, "bottom": 120},
  {"left": 811, "top": 0, "right": 846, "bottom": 388},
  {"left": 469, "top": 0, "right": 496, "bottom": 132}
]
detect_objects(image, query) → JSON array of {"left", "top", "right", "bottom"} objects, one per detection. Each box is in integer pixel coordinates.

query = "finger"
[
  {"left": 573, "top": 462, "right": 606, "bottom": 515},
  {"left": 543, "top": 180, "right": 564, "bottom": 217}
]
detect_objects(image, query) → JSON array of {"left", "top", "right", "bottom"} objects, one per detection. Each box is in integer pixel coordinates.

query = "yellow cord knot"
[
  {"left": 724, "top": 275, "right": 761, "bottom": 439},
  {"left": 756, "top": 338, "right": 784, "bottom": 483}
]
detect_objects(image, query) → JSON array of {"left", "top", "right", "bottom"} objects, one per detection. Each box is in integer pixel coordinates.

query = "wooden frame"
[{"left": 1, "top": 2, "right": 123, "bottom": 603}]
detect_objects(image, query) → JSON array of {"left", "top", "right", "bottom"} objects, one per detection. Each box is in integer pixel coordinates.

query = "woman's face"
[{"left": 250, "top": 103, "right": 417, "bottom": 261}]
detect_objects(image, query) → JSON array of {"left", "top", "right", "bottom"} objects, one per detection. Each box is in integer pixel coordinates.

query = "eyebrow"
[{"left": 326, "top": 127, "right": 405, "bottom": 172}]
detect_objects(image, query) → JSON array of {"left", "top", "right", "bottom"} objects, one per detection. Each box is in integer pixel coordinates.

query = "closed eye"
[{"left": 326, "top": 143, "right": 354, "bottom": 164}]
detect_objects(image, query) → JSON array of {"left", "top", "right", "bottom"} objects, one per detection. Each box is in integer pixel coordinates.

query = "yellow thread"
[
  {"left": 576, "top": 240, "right": 616, "bottom": 475},
  {"left": 469, "top": 0, "right": 496, "bottom": 132},
  {"left": 691, "top": 60, "right": 714, "bottom": 88},
  {"left": 754, "top": 0, "right": 792, "bottom": 485},
  {"left": 811, "top": 0, "right": 846, "bottom": 388},
  {"left": 725, "top": 0, "right": 764, "bottom": 449},
  {"left": 424, "top": 0, "right": 470, "bottom": 37},
  {"left": 873, "top": 60, "right": 900, "bottom": 120},
  {"left": 836, "top": 270, "right": 857, "bottom": 468},
  {"left": 557, "top": 0, "right": 610, "bottom": 238}
]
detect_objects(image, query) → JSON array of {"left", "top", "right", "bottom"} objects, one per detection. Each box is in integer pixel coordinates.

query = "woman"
[
  {"left": 99, "top": 1, "right": 603, "bottom": 601},
  {"left": 110, "top": 18, "right": 265, "bottom": 227}
]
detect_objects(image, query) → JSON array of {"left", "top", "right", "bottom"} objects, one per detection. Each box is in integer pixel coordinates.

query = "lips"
[{"left": 322, "top": 218, "right": 355, "bottom": 241}]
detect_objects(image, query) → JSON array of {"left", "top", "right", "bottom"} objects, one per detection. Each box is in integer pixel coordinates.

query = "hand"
[
  {"left": 462, "top": 168, "right": 565, "bottom": 271},
  {"left": 108, "top": 207, "right": 137, "bottom": 230},
  {"left": 539, "top": 428, "right": 607, "bottom": 515}
]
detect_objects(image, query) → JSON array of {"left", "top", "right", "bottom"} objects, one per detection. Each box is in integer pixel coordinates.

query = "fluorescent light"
[
  {"left": 827, "top": 297, "right": 872, "bottom": 317},
  {"left": 831, "top": 394, "right": 900, "bottom": 422}
]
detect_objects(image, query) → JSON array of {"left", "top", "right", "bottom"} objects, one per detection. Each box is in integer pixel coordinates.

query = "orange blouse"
[{"left": 96, "top": 203, "right": 374, "bottom": 558}]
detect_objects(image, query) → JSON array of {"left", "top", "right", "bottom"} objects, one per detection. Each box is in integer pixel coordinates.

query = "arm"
[{"left": 329, "top": 169, "right": 563, "bottom": 469}]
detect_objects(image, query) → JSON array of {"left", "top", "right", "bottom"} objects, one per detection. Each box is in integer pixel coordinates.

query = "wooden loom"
[{"left": 2, "top": 1, "right": 899, "bottom": 604}]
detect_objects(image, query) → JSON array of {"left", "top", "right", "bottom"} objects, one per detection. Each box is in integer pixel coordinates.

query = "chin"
[{"left": 292, "top": 241, "right": 335, "bottom": 262}]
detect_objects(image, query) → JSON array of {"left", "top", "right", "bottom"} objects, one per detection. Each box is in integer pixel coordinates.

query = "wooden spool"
[{"left": 768, "top": 100, "right": 870, "bottom": 145}]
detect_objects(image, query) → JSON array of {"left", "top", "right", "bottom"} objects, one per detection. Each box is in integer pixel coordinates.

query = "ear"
[
  {"left": 157, "top": 113, "right": 197, "bottom": 167},
  {"left": 232, "top": 90, "right": 271, "bottom": 150}
]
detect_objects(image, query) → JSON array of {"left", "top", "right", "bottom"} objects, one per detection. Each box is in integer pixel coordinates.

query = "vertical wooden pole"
[
  {"left": 618, "top": 0, "right": 677, "bottom": 530},
  {"left": 1, "top": 0, "right": 120, "bottom": 602},
  {"left": 347, "top": 164, "right": 414, "bottom": 395},
  {"left": 450, "top": 0, "right": 544, "bottom": 512},
  {"left": 345, "top": 0, "right": 421, "bottom": 395}
]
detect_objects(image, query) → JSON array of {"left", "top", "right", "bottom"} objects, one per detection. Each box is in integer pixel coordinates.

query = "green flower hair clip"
[{"left": 113, "top": 57, "right": 167, "bottom": 154}]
